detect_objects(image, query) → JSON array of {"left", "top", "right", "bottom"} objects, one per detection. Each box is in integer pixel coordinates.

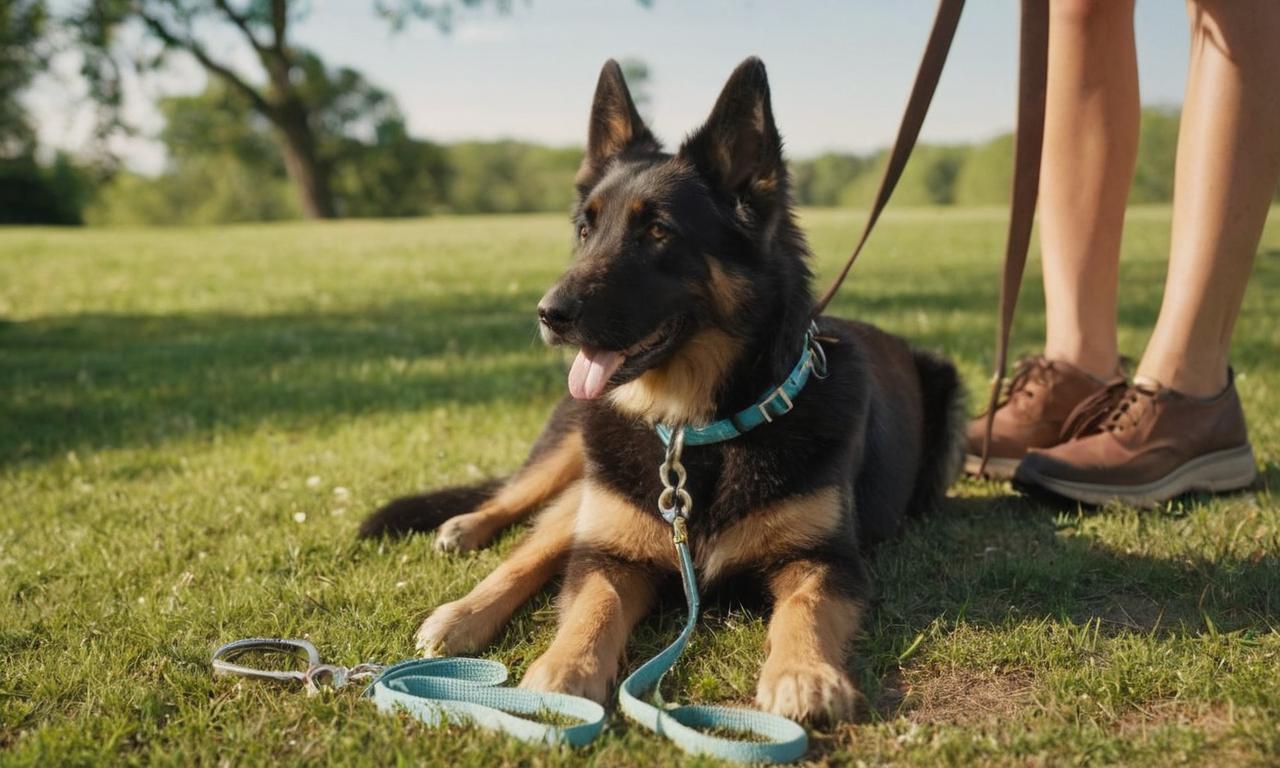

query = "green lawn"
[{"left": 2, "top": 207, "right": 1279, "bottom": 766}]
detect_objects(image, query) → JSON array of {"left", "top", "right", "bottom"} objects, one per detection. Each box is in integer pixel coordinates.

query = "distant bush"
[
  {"left": 952, "top": 134, "right": 1014, "bottom": 206},
  {"left": 0, "top": 153, "right": 93, "bottom": 225},
  {"left": 787, "top": 107, "right": 1230, "bottom": 209},
  {"left": 791, "top": 152, "right": 871, "bottom": 207},
  {"left": 838, "top": 144, "right": 969, "bottom": 207},
  {"left": 1130, "top": 107, "right": 1179, "bottom": 204},
  {"left": 44, "top": 104, "right": 1280, "bottom": 226},
  {"left": 442, "top": 141, "right": 580, "bottom": 215},
  {"left": 86, "top": 161, "right": 300, "bottom": 226}
]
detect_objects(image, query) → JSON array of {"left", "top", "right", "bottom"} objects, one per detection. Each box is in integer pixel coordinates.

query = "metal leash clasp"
[
  {"left": 211, "top": 637, "right": 383, "bottom": 696},
  {"left": 658, "top": 428, "right": 692, "bottom": 543},
  {"left": 806, "top": 321, "right": 829, "bottom": 380}
]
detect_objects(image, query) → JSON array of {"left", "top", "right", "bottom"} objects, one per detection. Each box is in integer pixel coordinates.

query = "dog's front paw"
[
  {"left": 756, "top": 660, "right": 860, "bottom": 723},
  {"left": 414, "top": 601, "right": 488, "bottom": 657},
  {"left": 435, "top": 512, "right": 494, "bottom": 553},
  {"left": 519, "top": 651, "right": 611, "bottom": 703}
]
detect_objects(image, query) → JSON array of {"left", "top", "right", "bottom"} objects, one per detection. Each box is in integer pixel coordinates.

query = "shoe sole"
[
  {"left": 963, "top": 454, "right": 1021, "bottom": 480},
  {"left": 1012, "top": 443, "right": 1258, "bottom": 508}
]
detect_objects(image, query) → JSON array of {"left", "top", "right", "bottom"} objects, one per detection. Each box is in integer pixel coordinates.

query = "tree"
[
  {"left": 1, "top": 0, "right": 46, "bottom": 158},
  {"left": 86, "top": 77, "right": 458, "bottom": 224},
  {"left": 71, "top": 0, "right": 506, "bottom": 219},
  {"left": 2, "top": 0, "right": 97, "bottom": 225}
]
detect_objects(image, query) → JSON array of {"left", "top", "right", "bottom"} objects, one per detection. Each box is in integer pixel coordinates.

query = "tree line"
[
  {"left": 18, "top": 100, "right": 1260, "bottom": 226},
  {"left": 4, "top": 0, "right": 1275, "bottom": 225}
]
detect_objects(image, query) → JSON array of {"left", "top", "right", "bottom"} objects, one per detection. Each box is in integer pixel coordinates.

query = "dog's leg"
[
  {"left": 436, "top": 427, "right": 584, "bottom": 552},
  {"left": 756, "top": 558, "right": 865, "bottom": 722},
  {"left": 415, "top": 481, "right": 580, "bottom": 655},
  {"left": 519, "top": 553, "right": 658, "bottom": 703}
]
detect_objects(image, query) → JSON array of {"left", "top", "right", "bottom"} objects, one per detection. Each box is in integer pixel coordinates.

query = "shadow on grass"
[
  {"left": 0, "top": 292, "right": 563, "bottom": 467},
  {"left": 865, "top": 491, "right": 1280, "bottom": 720}
]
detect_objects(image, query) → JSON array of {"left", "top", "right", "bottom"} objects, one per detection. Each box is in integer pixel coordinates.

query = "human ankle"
[
  {"left": 1135, "top": 358, "right": 1229, "bottom": 398},
  {"left": 1042, "top": 342, "right": 1119, "bottom": 382}
]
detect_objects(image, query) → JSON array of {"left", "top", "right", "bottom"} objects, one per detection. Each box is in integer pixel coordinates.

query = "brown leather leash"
[{"left": 810, "top": 0, "right": 1049, "bottom": 477}]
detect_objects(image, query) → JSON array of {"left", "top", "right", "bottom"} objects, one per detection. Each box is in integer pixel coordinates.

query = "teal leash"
[
  {"left": 211, "top": 638, "right": 606, "bottom": 747},
  {"left": 618, "top": 427, "right": 809, "bottom": 763},
  {"left": 210, "top": 429, "right": 809, "bottom": 761},
  {"left": 367, "top": 657, "right": 605, "bottom": 746},
  {"left": 617, "top": 541, "right": 809, "bottom": 762}
]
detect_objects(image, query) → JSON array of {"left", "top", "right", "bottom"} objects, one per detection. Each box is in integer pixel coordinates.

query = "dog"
[{"left": 360, "top": 57, "right": 966, "bottom": 722}]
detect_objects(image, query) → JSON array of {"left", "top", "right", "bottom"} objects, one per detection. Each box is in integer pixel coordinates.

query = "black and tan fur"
[{"left": 360, "top": 58, "right": 966, "bottom": 722}]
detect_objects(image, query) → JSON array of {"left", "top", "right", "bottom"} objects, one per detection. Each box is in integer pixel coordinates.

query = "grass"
[{"left": 2, "top": 206, "right": 1279, "bottom": 766}]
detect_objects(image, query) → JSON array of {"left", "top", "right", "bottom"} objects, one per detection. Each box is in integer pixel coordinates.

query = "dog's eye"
[
  {"left": 578, "top": 225, "right": 589, "bottom": 243},
  {"left": 647, "top": 223, "right": 669, "bottom": 242}
]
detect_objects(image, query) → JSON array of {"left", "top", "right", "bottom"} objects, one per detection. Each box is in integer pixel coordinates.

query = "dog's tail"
[
  {"left": 358, "top": 480, "right": 503, "bottom": 538},
  {"left": 908, "top": 348, "right": 967, "bottom": 516}
]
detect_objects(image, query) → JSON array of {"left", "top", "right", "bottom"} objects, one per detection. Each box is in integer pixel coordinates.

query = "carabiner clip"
[{"left": 212, "top": 638, "right": 322, "bottom": 685}]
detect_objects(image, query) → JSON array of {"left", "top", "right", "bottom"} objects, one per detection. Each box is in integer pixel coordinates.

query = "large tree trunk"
[{"left": 274, "top": 102, "right": 336, "bottom": 219}]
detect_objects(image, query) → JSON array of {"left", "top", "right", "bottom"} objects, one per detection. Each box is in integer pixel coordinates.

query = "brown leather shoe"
[
  {"left": 964, "top": 357, "right": 1119, "bottom": 479},
  {"left": 1013, "top": 372, "right": 1257, "bottom": 507}
]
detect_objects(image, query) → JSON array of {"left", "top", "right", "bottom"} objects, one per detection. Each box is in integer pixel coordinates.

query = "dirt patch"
[
  {"left": 1115, "top": 700, "right": 1236, "bottom": 737},
  {"left": 877, "top": 667, "right": 1037, "bottom": 725}
]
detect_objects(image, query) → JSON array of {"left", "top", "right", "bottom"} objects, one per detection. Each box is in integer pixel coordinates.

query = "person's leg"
[
  {"left": 1013, "top": 0, "right": 1279, "bottom": 505},
  {"left": 963, "top": 0, "right": 1138, "bottom": 478},
  {"left": 1039, "top": 0, "right": 1139, "bottom": 379},
  {"left": 1136, "top": 0, "right": 1280, "bottom": 397}
]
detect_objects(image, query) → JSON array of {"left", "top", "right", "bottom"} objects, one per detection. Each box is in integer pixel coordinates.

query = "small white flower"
[
  {"left": 333, "top": 486, "right": 350, "bottom": 501},
  {"left": 305, "top": 475, "right": 322, "bottom": 489},
  {"left": 293, "top": 512, "right": 307, "bottom": 523},
  {"left": 395, "top": 581, "right": 408, "bottom": 589},
  {"left": 329, "top": 508, "right": 346, "bottom": 517}
]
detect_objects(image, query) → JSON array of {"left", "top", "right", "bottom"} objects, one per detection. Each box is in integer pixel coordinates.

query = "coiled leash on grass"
[
  {"left": 210, "top": 433, "right": 805, "bottom": 761},
  {"left": 211, "top": 637, "right": 607, "bottom": 747}
]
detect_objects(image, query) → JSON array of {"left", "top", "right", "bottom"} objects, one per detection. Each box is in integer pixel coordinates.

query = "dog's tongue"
[{"left": 568, "top": 347, "right": 625, "bottom": 400}]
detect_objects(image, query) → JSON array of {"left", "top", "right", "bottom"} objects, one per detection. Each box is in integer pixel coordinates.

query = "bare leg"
[
  {"left": 1039, "top": 0, "right": 1139, "bottom": 378},
  {"left": 1136, "top": 0, "right": 1280, "bottom": 396},
  {"left": 414, "top": 482, "right": 581, "bottom": 655}
]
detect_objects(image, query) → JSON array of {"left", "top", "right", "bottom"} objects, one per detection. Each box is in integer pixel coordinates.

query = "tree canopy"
[{"left": 70, "top": 0, "right": 515, "bottom": 218}]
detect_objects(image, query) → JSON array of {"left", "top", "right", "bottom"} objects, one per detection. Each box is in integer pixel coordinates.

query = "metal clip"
[
  {"left": 672, "top": 516, "right": 688, "bottom": 544},
  {"left": 657, "top": 428, "right": 693, "bottom": 524},
  {"left": 804, "top": 321, "right": 830, "bottom": 381},
  {"left": 211, "top": 638, "right": 382, "bottom": 694},
  {"left": 212, "top": 638, "right": 321, "bottom": 685}
]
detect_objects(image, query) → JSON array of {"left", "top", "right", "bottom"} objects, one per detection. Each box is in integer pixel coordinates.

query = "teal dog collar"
[{"left": 656, "top": 323, "right": 827, "bottom": 447}]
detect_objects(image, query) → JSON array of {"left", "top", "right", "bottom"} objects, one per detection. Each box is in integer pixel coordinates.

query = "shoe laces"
[
  {"left": 985, "top": 356, "right": 1050, "bottom": 415},
  {"left": 1060, "top": 380, "right": 1157, "bottom": 440}
]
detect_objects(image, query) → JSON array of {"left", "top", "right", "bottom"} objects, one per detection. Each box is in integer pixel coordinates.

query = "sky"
[{"left": 28, "top": 0, "right": 1192, "bottom": 175}]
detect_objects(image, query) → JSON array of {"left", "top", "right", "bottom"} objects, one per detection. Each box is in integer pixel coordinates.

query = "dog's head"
[{"left": 539, "top": 57, "right": 809, "bottom": 422}]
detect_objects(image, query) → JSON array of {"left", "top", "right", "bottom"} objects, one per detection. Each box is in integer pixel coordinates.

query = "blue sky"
[{"left": 30, "top": 0, "right": 1191, "bottom": 174}]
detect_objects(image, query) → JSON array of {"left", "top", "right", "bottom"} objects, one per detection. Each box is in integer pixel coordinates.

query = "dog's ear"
[
  {"left": 577, "top": 60, "right": 658, "bottom": 191},
  {"left": 680, "top": 57, "right": 785, "bottom": 204}
]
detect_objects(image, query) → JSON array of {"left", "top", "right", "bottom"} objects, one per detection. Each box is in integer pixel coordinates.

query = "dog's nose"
[{"left": 537, "top": 294, "right": 582, "bottom": 335}]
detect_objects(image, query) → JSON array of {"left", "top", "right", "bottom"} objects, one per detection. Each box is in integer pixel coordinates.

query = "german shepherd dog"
[{"left": 361, "top": 58, "right": 965, "bottom": 722}]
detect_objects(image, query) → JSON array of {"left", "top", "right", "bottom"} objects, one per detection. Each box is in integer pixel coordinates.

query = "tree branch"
[
  {"left": 271, "top": 0, "right": 287, "bottom": 50},
  {"left": 210, "top": 0, "right": 268, "bottom": 56},
  {"left": 135, "top": 8, "right": 272, "bottom": 116}
]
